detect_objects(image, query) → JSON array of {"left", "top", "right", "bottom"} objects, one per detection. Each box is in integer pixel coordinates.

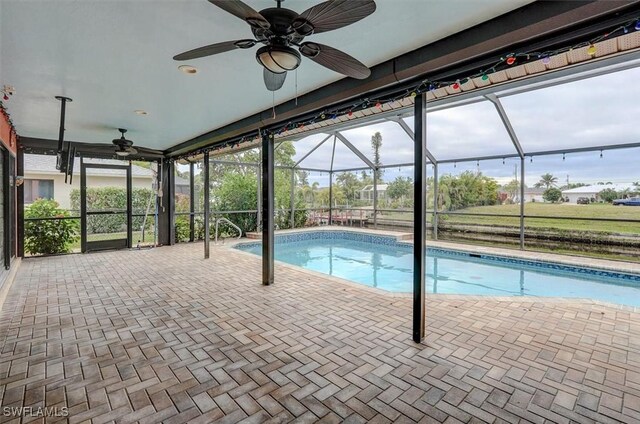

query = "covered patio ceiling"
[{"left": 1, "top": 0, "right": 535, "bottom": 152}]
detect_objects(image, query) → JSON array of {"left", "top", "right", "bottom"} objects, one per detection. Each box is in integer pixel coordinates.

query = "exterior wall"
[
  {"left": 24, "top": 171, "right": 153, "bottom": 210},
  {"left": 0, "top": 108, "right": 17, "bottom": 155},
  {"left": 525, "top": 194, "right": 544, "bottom": 202},
  {"left": 359, "top": 190, "right": 387, "bottom": 201},
  {"left": 564, "top": 192, "right": 597, "bottom": 204}
]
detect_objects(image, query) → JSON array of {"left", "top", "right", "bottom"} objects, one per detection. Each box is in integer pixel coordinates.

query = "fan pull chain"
[
  {"left": 272, "top": 91, "right": 276, "bottom": 119},
  {"left": 295, "top": 69, "right": 298, "bottom": 106}
]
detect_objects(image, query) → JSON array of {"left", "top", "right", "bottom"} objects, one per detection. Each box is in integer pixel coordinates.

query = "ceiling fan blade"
[
  {"left": 126, "top": 146, "right": 138, "bottom": 155},
  {"left": 294, "top": 0, "right": 376, "bottom": 35},
  {"left": 208, "top": 0, "right": 270, "bottom": 29},
  {"left": 173, "top": 39, "right": 255, "bottom": 61},
  {"left": 299, "top": 42, "right": 370, "bottom": 79},
  {"left": 263, "top": 69, "right": 287, "bottom": 92}
]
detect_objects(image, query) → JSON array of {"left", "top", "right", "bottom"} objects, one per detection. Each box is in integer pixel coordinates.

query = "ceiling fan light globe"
[
  {"left": 115, "top": 150, "right": 129, "bottom": 157},
  {"left": 256, "top": 45, "right": 300, "bottom": 74}
]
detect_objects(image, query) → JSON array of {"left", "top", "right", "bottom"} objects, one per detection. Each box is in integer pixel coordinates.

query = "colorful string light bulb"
[
  {"left": 587, "top": 44, "right": 597, "bottom": 56},
  {"left": 506, "top": 56, "right": 516, "bottom": 65}
]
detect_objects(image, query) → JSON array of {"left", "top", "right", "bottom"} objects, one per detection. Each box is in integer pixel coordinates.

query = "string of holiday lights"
[
  {"left": 0, "top": 100, "right": 18, "bottom": 145},
  {"left": 175, "top": 16, "right": 640, "bottom": 161}
]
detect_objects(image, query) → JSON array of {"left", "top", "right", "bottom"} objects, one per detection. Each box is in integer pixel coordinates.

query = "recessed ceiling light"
[
  {"left": 179, "top": 65, "right": 198, "bottom": 75},
  {"left": 134, "top": 110, "right": 148, "bottom": 116}
]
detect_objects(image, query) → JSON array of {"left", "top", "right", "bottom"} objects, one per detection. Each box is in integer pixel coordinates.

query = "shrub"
[
  {"left": 70, "top": 187, "right": 155, "bottom": 233},
  {"left": 543, "top": 188, "right": 563, "bottom": 203},
  {"left": 25, "top": 199, "right": 79, "bottom": 255},
  {"left": 598, "top": 188, "right": 620, "bottom": 203},
  {"left": 175, "top": 215, "right": 191, "bottom": 243}
]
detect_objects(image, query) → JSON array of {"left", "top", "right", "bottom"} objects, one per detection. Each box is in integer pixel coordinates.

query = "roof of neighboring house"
[
  {"left": 175, "top": 175, "right": 189, "bottom": 186},
  {"left": 524, "top": 188, "right": 545, "bottom": 195},
  {"left": 24, "top": 154, "right": 154, "bottom": 178},
  {"left": 360, "top": 184, "right": 389, "bottom": 191},
  {"left": 561, "top": 183, "right": 636, "bottom": 194}
]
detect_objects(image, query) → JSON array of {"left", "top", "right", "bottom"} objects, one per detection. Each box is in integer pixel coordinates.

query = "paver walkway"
[{"left": 0, "top": 243, "right": 639, "bottom": 423}]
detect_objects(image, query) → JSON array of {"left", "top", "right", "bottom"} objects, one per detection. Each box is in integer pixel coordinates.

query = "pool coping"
[{"left": 230, "top": 243, "right": 640, "bottom": 313}]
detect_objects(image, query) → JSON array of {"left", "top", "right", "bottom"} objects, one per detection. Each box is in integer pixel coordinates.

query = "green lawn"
[
  {"left": 447, "top": 203, "right": 640, "bottom": 234},
  {"left": 69, "top": 230, "right": 154, "bottom": 251},
  {"left": 381, "top": 203, "right": 640, "bottom": 234}
]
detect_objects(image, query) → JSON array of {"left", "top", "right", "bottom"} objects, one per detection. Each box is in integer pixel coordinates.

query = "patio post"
[
  {"left": 189, "top": 161, "right": 195, "bottom": 242},
  {"left": 262, "top": 131, "right": 274, "bottom": 285},
  {"left": 413, "top": 92, "right": 427, "bottom": 343},
  {"left": 204, "top": 151, "right": 210, "bottom": 259},
  {"left": 17, "top": 146, "right": 24, "bottom": 258},
  {"left": 157, "top": 158, "right": 175, "bottom": 246},
  {"left": 290, "top": 167, "right": 295, "bottom": 228},
  {"left": 257, "top": 151, "right": 262, "bottom": 231},
  {"left": 373, "top": 169, "right": 378, "bottom": 228},
  {"left": 433, "top": 163, "right": 439, "bottom": 240},
  {"left": 520, "top": 157, "right": 525, "bottom": 249},
  {"left": 328, "top": 135, "right": 337, "bottom": 226},
  {"left": 328, "top": 172, "right": 333, "bottom": 225}
]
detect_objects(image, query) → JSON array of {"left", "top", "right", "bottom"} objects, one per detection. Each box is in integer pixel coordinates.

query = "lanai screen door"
[{"left": 80, "top": 161, "right": 132, "bottom": 252}]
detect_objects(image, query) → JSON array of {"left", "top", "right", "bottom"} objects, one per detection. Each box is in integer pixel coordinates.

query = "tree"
[
  {"left": 543, "top": 187, "right": 562, "bottom": 203},
  {"left": 562, "top": 182, "right": 588, "bottom": 190},
  {"left": 535, "top": 173, "right": 558, "bottom": 189},
  {"left": 371, "top": 132, "right": 383, "bottom": 182},
  {"left": 335, "top": 172, "right": 362, "bottom": 204},
  {"left": 428, "top": 171, "right": 499, "bottom": 210},
  {"left": 598, "top": 188, "right": 620, "bottom": 203},
  {"left": 360, "top": 170, "right": 373, "bottom": 186},
  {"left": 298, "top": 170, "right": 309, "bottom": 187},
  {"left": 387, "top": 176, "right": 413, "bottom": 201},
  {"left": 316, "top": 187, "right": 345, "bottom": 207},
  {"left": 207, "top": 140, "right": 307, "bottom": 234},
  {"left": 502, "top": 179, "right": 520, "bottom": 203}
]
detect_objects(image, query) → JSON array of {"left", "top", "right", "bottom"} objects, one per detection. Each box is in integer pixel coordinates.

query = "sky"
[{"left": 180, "top": 62, "right": 640, "bottom": 188}]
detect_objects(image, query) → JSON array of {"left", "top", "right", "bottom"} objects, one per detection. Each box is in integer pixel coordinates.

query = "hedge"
[{"left": 70, "top": 187, "right": 155, "bottom": 234}]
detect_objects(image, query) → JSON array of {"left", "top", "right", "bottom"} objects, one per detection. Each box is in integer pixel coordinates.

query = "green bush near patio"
[{"left": 25, "top": 199, "right": 80, "bottom": 255}]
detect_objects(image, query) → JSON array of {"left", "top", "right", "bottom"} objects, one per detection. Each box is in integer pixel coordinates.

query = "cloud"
[{"left": 199, "top": 64, "right": 640, "bottom": 187}]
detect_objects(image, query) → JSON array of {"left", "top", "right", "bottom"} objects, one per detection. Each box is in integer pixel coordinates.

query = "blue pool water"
[{"left": 236, "top": 231, "right": 640, "bottom": 307}]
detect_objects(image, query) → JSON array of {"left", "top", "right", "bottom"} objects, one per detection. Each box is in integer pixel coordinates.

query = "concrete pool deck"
[{"left": 0, "top": 241, "right": 639, "bottom": 423}]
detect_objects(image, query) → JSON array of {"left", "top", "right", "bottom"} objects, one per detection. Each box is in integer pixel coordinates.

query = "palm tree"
[{"left": 535, "top": 173, "right": 558, "bottom": 189}]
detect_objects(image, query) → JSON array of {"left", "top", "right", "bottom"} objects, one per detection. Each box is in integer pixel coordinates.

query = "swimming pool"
[{"left": 235, "top": 230, "right": 640, "bottom": 307}]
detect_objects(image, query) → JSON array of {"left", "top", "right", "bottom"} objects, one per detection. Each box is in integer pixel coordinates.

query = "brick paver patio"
[{"left": 1, "top": 243, "right": 639, "bottom": 423}]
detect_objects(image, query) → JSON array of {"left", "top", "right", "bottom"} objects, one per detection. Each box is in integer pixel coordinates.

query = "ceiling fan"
[
  {"left": 173, "top": 0, "right": 376, "bottom": 91},
  {"left": 112, "top": 129, "right": 138, "bottom": 157}
]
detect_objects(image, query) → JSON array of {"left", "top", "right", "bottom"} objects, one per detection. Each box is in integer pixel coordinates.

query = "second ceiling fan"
[{"left": 174, "top": 0, "right": 376, "bottom": 91}]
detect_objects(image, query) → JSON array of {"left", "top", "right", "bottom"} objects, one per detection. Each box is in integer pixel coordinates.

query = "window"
[{"left": 24, "top": 179, "right": 54, "bottom": 203}]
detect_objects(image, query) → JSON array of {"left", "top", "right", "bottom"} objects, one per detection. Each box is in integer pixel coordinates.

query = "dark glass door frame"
[
  {"left": 80, "top": 159, "right": 132, "bottom": 253},
  {"left": 2, "top": 146, "right": 9, "bottom": 269}
]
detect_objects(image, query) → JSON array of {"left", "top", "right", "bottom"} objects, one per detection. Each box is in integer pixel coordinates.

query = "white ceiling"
[{"left": 1, "top": 0, "right": 534, "bottom": 151}]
